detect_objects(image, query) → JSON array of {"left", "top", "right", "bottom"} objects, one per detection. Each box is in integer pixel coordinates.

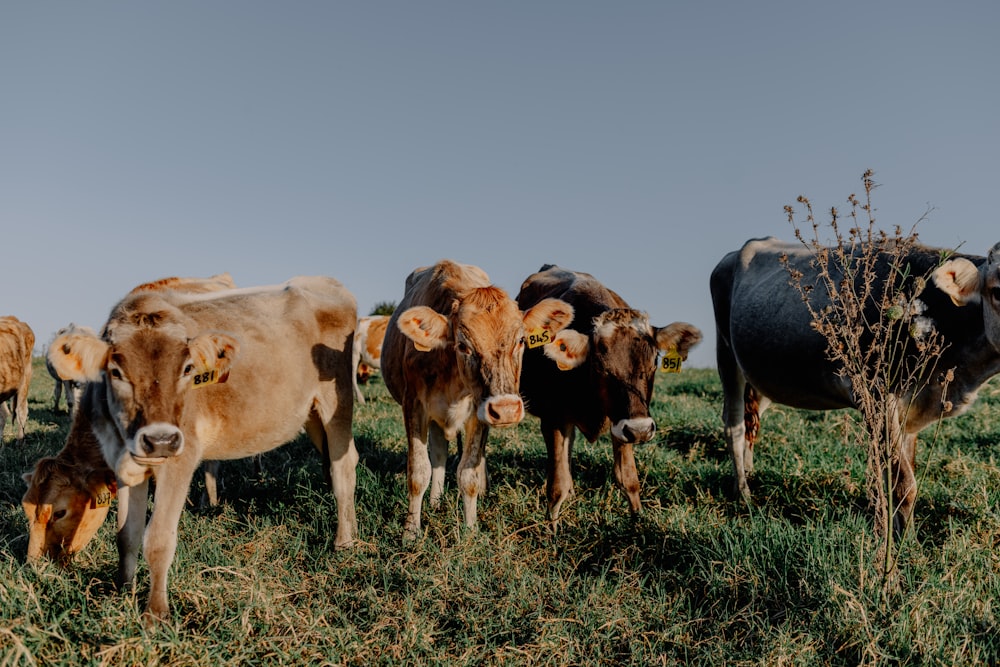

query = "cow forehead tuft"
[
  {"left": 593, "top": 309, "right": 651, "bottom": 339},
  {"left": 459, "top": 285, "right": 514, "bottom": 311}
]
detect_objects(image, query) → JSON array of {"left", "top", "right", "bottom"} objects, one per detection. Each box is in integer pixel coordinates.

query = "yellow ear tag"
[
  {"left": 660, "top": 349, "right": 683, "bottom": 374},
  {"left": 413, "top": 341, "right": 432, "bottom": 352},
  {"left": 526, "top": 327, "right": 552, "bottom": 349},
  {"left": 91, "top": 483, "right": 113, "bottom": 509},
  {"left": 191, "top": 367, "right": 221, "bottom": 388}
]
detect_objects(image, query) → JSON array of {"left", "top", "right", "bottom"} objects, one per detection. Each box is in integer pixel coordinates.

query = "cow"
[
  {"left": 22, "top": 382, "right": 118, "bottom": 562},
  {"left": 43, "top": 275, "right": 358, "bottom": 622},
  {"left": 711, "top": 236, "right": 1000, "bottom": 534},
  {"left": 23, "top": 275, "right": 242, "bottom": 565},
  {"left": 46, "top": 324, "right": 97, "bottom": 413},
  {"left": 381, "top": 260, "right": 574, "bottom": 540},
  {"left": 352, "top": 314, "right": 390, "bottom": 404},
  {"left": 516, "top": 265, "right": 703, "bottom": 522},
  {"left": 0, "top": 315, "right": 35, "bottom": 444}
]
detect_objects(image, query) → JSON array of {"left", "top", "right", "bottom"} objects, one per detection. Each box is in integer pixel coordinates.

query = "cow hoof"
[{"left": 141, "top": 608, "right": 170, "bottom": 630}]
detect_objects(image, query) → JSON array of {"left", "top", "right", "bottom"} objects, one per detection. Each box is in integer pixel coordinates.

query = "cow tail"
[{"left": 744, "top": 384, "right": 761, "bottom": 447}]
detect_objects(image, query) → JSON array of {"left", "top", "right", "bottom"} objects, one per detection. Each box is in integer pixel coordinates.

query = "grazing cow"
[
  {"left": 381, "top": 260, "right": 574, "bottom": 540},
  {"left": 46, "top": 324, "right": 97, "bottom": 413},
  {"left": 711, "top": 236, "right": 1000, "bottom": 533},
  {"left": 0, "top": 316, "right": 35, "bottom": 444},
  {"left": 352, "top": 315, "right": 390, "bottom": 404},
  {"left": 22, "top": 382, "right": 117, "bottom": 562},
  {"left": 516, "top": 265, "right": 703, "bottom": 521},
  {"left": 45, "top": 276, "right": 358, "bottom": 622}
]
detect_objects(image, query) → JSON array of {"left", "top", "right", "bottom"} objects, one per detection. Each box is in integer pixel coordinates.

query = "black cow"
[
  {"left": 516, "top": 265, "right": 702, "bottom": 521},
  {"left": 711, "top": 236, "right": 1000, "bottom": 532}
]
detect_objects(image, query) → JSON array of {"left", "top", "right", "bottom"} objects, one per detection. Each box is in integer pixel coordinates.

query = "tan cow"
[
  {"left": 24, "top": 275, "right": 240, "bottom": 563},
  {"left": 381, "top": 260, "right": 574, "bottom": 540},
  {"left": 46, "top": 324, "right": 98, "bottom": 413},
  {"left": 22, "top": 383, "right": 117, "bottom": 562},
  {"left": 0, "top": 316, "right": 35, "bottom": 444},
  {"left": 352, "top": 314, "right": 390, "bottom": 404},
  {"left": 43, "top": 276, "right": 358, "bottom": 622}
]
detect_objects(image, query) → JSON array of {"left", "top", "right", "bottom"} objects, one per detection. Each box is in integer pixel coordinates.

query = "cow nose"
[
  {"left": 612, "top": 417, "right": 656, "bottom": 443},
  {"left": 480, "top": 394, "right": 524, "bottom": 426},
  {"left": 140, "top": 430, "right": 182, "bottom": 456}
]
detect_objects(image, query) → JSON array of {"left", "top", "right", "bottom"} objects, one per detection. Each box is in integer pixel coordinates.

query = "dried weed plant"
[{"left": 781, "top": 170, "right": 949, "bottom": 579}]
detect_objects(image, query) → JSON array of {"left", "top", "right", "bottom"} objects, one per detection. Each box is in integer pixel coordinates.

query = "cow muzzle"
[
  {"left": 612, "top": 417, "right": 656, "bottom": 444},
  {"left": 132, "top": 423, "right": 184, "bottom": 463},
  {"left": 478, "top": 394, "right": 525, "bottom": 427}
]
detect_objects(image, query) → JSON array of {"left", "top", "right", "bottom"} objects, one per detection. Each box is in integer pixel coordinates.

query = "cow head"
[
  {"left": 543, "top": 309, "right": 702, "bottom": 443},
  {"left": 48, "top": 327, "right": 239, "bottom": 485},
  {"left": 22, "top": 458, "right": 116, "bottom": 562},
  {"left": 396, "top": 289, "right": 574, "bottom": 426},
  {"left": 933, "top": 244, "right": 1000, "bottom": 352}
]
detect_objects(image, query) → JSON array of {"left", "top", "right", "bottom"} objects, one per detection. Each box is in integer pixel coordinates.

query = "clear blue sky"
[{"left": 2, "top": 2, "right": 997, "bottom": 368}]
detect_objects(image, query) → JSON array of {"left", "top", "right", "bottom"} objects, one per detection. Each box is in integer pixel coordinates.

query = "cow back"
[{"left": 0, "top": 316, "right": 34, "bottom": 399}]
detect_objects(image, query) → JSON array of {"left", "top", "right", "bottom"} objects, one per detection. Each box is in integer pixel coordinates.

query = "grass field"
[{"left": 2, "top": 357, "right": 1000, "bottom": 665}]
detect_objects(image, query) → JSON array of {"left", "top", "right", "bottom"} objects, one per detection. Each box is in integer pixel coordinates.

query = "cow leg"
[
  {"left": 456, "top": 419, "right": 488, "bottom": 530},
  {"left": 891, "top": 432, "right": 919, "bottom": 538},
  {"left": 53, "top": 380, "right": 63, "bottom": 411},
  {"left": 0, "top": 401, "right": 8, "bottom": 442},
  {"left": 13, "top": 389, "right": 28, "bottom": 442},
  {"left": 542, "top": 420, "right": 575, "bottom": 522},
  {"left": 427, "top": 421, "right": 448, "bottom": 509},
  {"left": 612, "top": 438, "right": 642, "bottom": 514},
  {"left": 143, "top": 460, "right": 199, "bottom": 623},
  {"left": 403, "top": 406, "right": 431, "bottom": 541},
  {"left": 115, "top": 479, "right": 148, "bottom": 592},
  {"left": 718, "top": 335, "right": 753, "bottom": 498},
  {"left": 201, "top": 460, "right": 222, "bottom": 508},
  {"left": 324, "top": 410, "right": 358, "bottom": 549}
]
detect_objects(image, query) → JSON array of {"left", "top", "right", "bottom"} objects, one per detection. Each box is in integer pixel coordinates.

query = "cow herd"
[{"left": 10, "top": 237, "right": 1000, "bottom": 625}]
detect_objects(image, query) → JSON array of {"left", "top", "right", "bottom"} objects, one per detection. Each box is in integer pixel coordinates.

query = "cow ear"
[
  {"left": 189, "top": 333, "right": 240, "bottom": 383},
  {"left": 543, "top": 329, "right": 589, "bottom": 370},
  {"left": 48, "top": 331, "right": 109, "bottom": 383},
  {"left": 523, "top": 298, "right": 575, "bottom": 335},
  {"left": 397, "top": 306, "right": 449, "bottom": 352},
  {"left": 933, "top": 258, "right": 982, "bottom": 306},
  {"left": 654, "top": 322, "right": 703, "bottom": 359}
]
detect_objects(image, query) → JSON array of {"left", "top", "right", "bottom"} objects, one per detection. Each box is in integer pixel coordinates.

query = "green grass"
[{"left": 3, "top": 359, "right": 1000, "bottom": 665}]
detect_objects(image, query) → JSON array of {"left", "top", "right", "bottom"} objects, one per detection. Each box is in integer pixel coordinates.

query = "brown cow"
[
  {"left": 41, "top": 276, "right": 358, "bottom": 622},
  {"left": 381, "top": 260, "right": 574, "bottom": 540},
  {"left": 516, "top": 265, "right": 702, "bottom": 521},
  {"left": 24, "top": 275, "right": 239, "bottom": 562},
  {"left": 352, "top": 314, "right": 390, "bottom": 404},
  {"left": 0, "top": 316, "right": 35, "bottom": 444}
]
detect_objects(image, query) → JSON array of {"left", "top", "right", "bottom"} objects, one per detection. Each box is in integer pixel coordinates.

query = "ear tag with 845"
[{"left": 526, "top": 328, "right": 552, "bottom": 349}]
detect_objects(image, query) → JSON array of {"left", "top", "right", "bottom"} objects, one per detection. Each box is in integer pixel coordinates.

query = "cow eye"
[
  {"left": 457, "top": 342, "right": 471, "bottom": 355},
  {"left": 183, "top": 363, "right": 194, "bottom": 376},
  {"left": 992, "top": 286, "right": 1000, "bottom": 302},
  {"left": 53, "top": 509, "right": 67, "bottom": 521},
  {"left": 109, "top": 368, "right": 123, "bottom": 380}
]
